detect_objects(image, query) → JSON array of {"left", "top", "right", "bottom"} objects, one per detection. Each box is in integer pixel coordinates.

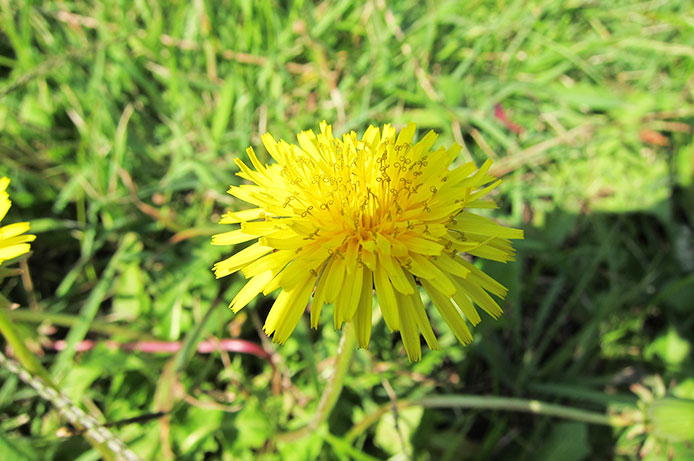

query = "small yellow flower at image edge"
[
  {"left": 212, "top": 122, "right": 523, "bottom": 361},
  {"left": 0, "top": 177, "right": 36, "bottom": 265}
]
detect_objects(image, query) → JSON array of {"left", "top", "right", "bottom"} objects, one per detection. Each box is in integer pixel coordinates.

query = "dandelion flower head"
[
  {"left": 213, "top": 122, "right": 523, "bottom": 361},
  {"left": 0, "top": 177, "right": 36, "bottom": 265}
]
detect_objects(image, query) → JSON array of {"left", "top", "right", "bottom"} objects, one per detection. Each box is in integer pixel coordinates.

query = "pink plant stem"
[
  {"left": 494, "top": 103, "right": 524, "bottom": 134},
  {"left": 49, "top": 338, "right": 271, "bottom": 361}
]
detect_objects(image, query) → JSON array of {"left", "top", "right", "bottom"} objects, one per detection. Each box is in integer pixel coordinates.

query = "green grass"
[{"left": 1, "top": 0, "right": 693, "bottom": 459}]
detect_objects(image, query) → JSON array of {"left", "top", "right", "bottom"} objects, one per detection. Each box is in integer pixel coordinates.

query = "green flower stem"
[
  {"left": 277, "top": 321, "right": 357, "bottom": 443},
  {"left": 418, "top": 395, "right": 632, "bottom": 426},
  {"left": 347, "top": 394, "right": 634, "bottom": 442}
]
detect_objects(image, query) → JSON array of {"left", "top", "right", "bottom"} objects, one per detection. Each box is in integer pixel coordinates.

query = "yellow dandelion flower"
[
  {"left": 212, "top": 122, "right": 523, "bottom": 361},
  {"left": 0, "top": 177, "right": 36, "bottom": 265}
]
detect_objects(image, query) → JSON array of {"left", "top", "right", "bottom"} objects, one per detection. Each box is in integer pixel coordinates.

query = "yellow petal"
[
  {"left": 457, "top": 258, "right": 508, "bottom": 298},
  {"left": 455, "top": 276, "right": 504, "bottom": 319},
  {"left": 245, "top": 147, "right": 267, "bottom": 173},
  {"left": 450, "top": 212, "right": 524, "bottom": 240},
  {"left": 375, "top": 232, "right": 391, "bottom": 255},
  {"left": 241, "top": 220, "right": 286, "bottom": 235},
  {"left": 395, "top": 122, "right": 417, "bottom": 148},
  {"left": 319, "top": 256, "right": 345, "bottom": 304},
  {"left": 448, "top": 275, "right": 482, "bottom": 325},
  {"left": 405, "top": 274, "right": 439, "bottom": 351},
  {"left": 468, "top": 179, "right": 502, "bottom": 201},
  {"left": 259, "top": 233, "right": 306, "bottom": 250},
  {"left": 335, "top": 264, "right": 363, "bottom": 328},
  {"left": 261, "top": 133, "right": 282, "bottom": 162},
  {"left": 446, "top": 162, "right": 477, "bottom": 185},
  {"left": 0, "top": 199, "right": 9, "bottom": 222},
  {"left": 343, "top": 239, "right": 359, "bottom": 274},
  {"left": 211, "top": 229, "right": 258, "bottom": 246},
  {"left": 433, "top": 253, "right": 470, "bottom": 279},
  {"left": 395, "top": 290, "right": 422, "bottom": 362},
  {"left": 0, "top": 243, "right": 32, "bottom": 262},
  {"left": 407, "top": 253, "right": 456, "bottom": 297},
  {"left": 379, "top": 253, "right": 414, "bottom": 295},
  {"left": 360, "top": 247, "right": 377, "bottom": 271},
  {"left": 0, "top": 234, "right": 36, "bottom": 247},
  {"left": 297, "top": 130, "right": 321, "bottom": 159},
  {"left": 467, "top": 243, "right": 516, "bottom": 262},
  {"left": 354, "top": 267, "right": 373, "bottom": 349},
  {"left": 0, "top": 222, "right": 31, "bottom": 240},
  {"left": 219, "top": 208, "right": 268, "bottom": 224},
  {"left": 265, "top": 274, "right": 316, "bottom": 344},
  {"left": 213, "top": 243, "right": 272, "bottom": 278},
  {"left": 235, "top": 158, "right": 267, "bottom": 185},
  {"left": 373, "top": 261, "right": 399, "bottom": 331},
  {"left": 412, "top": 129, "right": 438, "bottom": 156},
  {"left": 242, "top": 249, "right": 294, "bottom": 278},
  {"left": 398, "top": 233, "right": 444, "bottom": 255},
  {"left": 421, "top": 279, "right": 473, "bottom": 345},
  {"left": 230, "top": 271, "right": 273, "bottom": 313},
  {"left": 310, "top": 262, "right": 331, "bottom": 328}
]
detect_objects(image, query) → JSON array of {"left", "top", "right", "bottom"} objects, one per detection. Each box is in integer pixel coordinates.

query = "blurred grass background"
[{"left": 1, "top": 0, "right": 693, "bottom": 459}]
